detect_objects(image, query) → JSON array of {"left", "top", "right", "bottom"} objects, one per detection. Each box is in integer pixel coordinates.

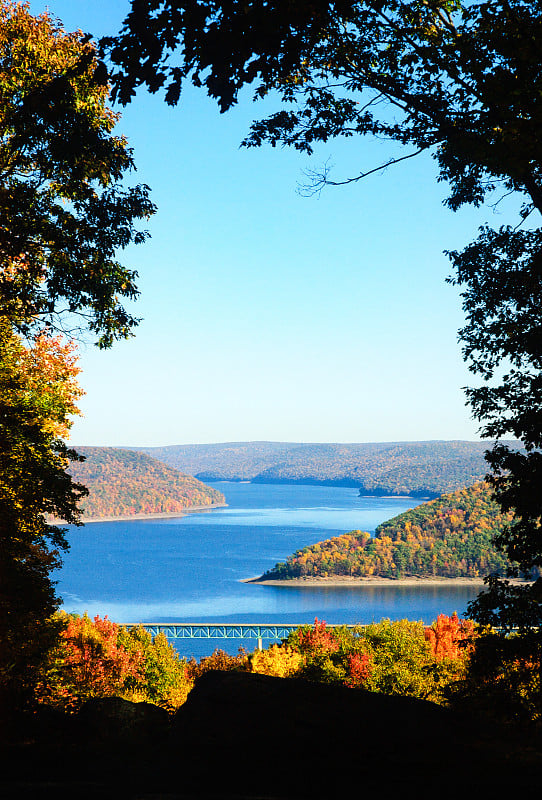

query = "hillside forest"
[
  {"left": 136, "top": 440, "right": 521, "bottom": 497},
  {"left": 263, "top": 482, "right": 516, "bottom": 580},
  {"left": 70, "top": 447, "right": 225, "bottom": 518}
]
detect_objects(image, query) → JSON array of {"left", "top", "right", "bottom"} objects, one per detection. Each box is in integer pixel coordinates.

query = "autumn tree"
[
  {"left": 0, "top": 1, "right": 154, "bottom": 715},
  {"left": 0, "top": 1, "right": 154, "bottom": 346},
  {"left": 106, "top": 0, "right": 542, "bottom": 629},
  {"left": 36, "top": 615, "right": 192, "bottom": 711},
  {"left": 0, "top": 321, "right": 86, "bottom": 711}
]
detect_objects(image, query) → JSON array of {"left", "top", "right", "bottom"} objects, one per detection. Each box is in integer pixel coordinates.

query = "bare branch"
[{"left": 298, "top": 147, "right": 428, "bottom": 196}]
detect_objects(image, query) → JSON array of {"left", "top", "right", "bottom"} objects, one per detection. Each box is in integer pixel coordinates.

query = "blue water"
[{"left": 56, "top": 482, "right": 482, "bottom": 657}]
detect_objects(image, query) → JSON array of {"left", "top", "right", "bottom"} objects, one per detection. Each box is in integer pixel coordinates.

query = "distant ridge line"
[{"left": 113, "top": 439, "right": 522, "bottom": 499}]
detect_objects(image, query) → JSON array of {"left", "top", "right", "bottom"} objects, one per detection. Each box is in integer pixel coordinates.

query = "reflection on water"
[{"left": 57, "top": 482, "right": 482, "bottom": 657}]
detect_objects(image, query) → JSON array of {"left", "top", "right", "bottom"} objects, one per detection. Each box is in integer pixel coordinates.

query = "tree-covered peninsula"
[
  {"left": 70, "top": 447, "right": 225, "bottom": 519},
  {"left": 263, "top": 483, "right": 515, "bottom": 580}
]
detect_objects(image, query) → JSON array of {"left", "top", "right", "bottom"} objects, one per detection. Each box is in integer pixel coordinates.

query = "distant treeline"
[
  {"left": 133, "top": 440, "right": 521, "bottom": 497},
  {"left": 70, "top": 447, "right": 225, "bottom": 518},
  {"left": 263, "top": 482, "right": 516, "bottom": 580}
]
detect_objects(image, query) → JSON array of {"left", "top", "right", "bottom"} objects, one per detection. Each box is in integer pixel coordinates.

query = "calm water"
[{"left": 57, "top": 482, "right": 482, "bottom": 657}]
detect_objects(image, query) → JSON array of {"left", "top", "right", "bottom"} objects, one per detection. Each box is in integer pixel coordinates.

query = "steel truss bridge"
[{"left": 125, "top": 622, "right": 362, "bottom": 650}]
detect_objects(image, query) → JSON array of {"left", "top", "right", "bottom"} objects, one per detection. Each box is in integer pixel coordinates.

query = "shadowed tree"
[{"left": 0, "top": 1, "right": 154, "bottom": 715}]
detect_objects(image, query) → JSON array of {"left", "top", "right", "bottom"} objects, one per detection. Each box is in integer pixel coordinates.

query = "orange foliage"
[
  {"left": 18, "top": 332, "right": 83, "bottom": 438},
  {"left": 60, "top": 614, "right": 143, "bottom": 704},
  {"left": 425, "top": 613, "right": 477, "bottom": 661},
  {"left": 70, "top": 447, "right": 225, "bottom": 518}
]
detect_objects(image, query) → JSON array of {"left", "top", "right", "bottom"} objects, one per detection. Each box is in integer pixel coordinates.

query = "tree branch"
[{"left": 298, "top": 147, "right": 428, "bottom": 196}]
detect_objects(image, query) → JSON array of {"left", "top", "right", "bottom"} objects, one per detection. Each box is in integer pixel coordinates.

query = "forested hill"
[
  {"left": 263, "top": 482, "right": 516, "bottom": 581},
  {"left": 133, "top": 440, "right": 521, "bottom": 498},
  {"left": 70, "top": 447, "right": 226, "bottom": 519}
]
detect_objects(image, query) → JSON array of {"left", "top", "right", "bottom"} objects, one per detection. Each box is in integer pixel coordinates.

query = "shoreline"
[
  {"left": 52, "top": 502, "right": 228, "bottom": 525},
  {"left": 243, "top": 575, "right": 496, "bottom": 587}
]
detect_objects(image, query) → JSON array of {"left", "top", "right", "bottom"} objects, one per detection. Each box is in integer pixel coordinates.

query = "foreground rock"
[
  {"left": 2, "top": 672, "right": 542, "bottom": 797},
  {"left": 78, "top": 696, "right": 170, "bottom": 746},
  {"left": 168, "top": 671, "right": 498, "bottom": 796}
]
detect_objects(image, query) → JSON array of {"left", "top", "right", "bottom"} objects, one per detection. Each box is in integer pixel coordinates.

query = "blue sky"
[{"left": 30, "top": 1, "right": 515, "bottom": 446}]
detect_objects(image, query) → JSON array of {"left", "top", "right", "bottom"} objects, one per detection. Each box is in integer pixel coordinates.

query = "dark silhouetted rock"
[
  {"left": 166, "top": 671, "right": 502, "bottom": 796},
  {"left": 77, "top": 696, "right": 170, "bottom": 746},
  {"left": 3, "top": 675, "right": 542, "bottom": 797}
]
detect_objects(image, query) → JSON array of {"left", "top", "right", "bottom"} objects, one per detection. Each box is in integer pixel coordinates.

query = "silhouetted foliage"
[{"left": 451, "top": 627, "right": 542, "bottom": 726}]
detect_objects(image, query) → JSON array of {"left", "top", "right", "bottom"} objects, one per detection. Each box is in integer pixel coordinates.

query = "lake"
[{"left": 57, "top": 482, "right": 483, "bottom": 657}]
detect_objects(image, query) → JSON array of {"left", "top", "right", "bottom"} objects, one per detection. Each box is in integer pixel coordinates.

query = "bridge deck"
[{"left": 125, "top": 622, "right": 363, "bottom": 648}]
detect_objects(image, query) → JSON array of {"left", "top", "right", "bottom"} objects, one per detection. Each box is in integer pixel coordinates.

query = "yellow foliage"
[{"left": 249, "top": 645, "right": 303, "bottom": 678}]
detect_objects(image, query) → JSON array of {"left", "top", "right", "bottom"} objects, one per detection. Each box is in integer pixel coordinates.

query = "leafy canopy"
[
  {"left": 0, "top": 1, "right": 155, "bottom": 347},
  {"left": 0, "top": 321, "right": 87, "bottom": 707},
  {"left": 106, "top": 0, "right": 542, "bottom": 213},
  {"left": 0, "top": 1, "right": 153, "bottom": 713}
]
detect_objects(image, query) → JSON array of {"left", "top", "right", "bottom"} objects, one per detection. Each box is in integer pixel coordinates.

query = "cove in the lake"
[{"left": 57, "top": 482, "right": 483, "bottom": 657}]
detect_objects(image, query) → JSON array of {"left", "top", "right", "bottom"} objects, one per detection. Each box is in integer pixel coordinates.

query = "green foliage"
[
  {"left": 69, "top": 446, "right": 226, "bottom": 518},
  {"left": 0, "top": 322, "right": 87, "bottom": 711},
  {"left": 266, "top": 482, "right": 515, "bottom": 580},
  {"left": 283, "top": 618, "right": 468, "bottom": 702},
  {"left": 37, "top": 614, "right": 192, "bottom": 711},
  {"left": 450, "top": 629, "right": 542, "bottom": 727},
  {"left": 117, "top": 625, "right": 192, "bottom": 709},
  {"left": 0, "top": 1, "right": 155, "bottom": 346},
  {"left": 360, "top": 619, "right": 446, "bottom": 699},
  {"left": 136, "top": 440, "right": 518, "bottom": 497}
]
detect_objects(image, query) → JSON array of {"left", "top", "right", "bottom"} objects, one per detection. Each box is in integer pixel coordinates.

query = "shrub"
[
  {"left": 283, "top": 617, "right": 471, "bottom": 702},
  {"left": 356, "top": 619, "right": 437, "bottom": 699}
]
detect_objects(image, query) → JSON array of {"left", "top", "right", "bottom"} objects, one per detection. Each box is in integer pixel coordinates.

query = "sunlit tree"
[{"left": 0, "top": 1, "right": 154, "bottom": 715}]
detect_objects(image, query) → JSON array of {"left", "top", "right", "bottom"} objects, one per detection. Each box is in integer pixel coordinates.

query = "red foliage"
[
  {"left": 345, "top": 653, "right": 373, "bottom": 688},
  {"left": 296, "top": 619, "right": 340, "bottom": 654},
  {"left": 62, "top": 614, "right": 143, "bottom": 699},
  {"left": 425, "top": 613, "right": 476, "bottom": 661}
]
